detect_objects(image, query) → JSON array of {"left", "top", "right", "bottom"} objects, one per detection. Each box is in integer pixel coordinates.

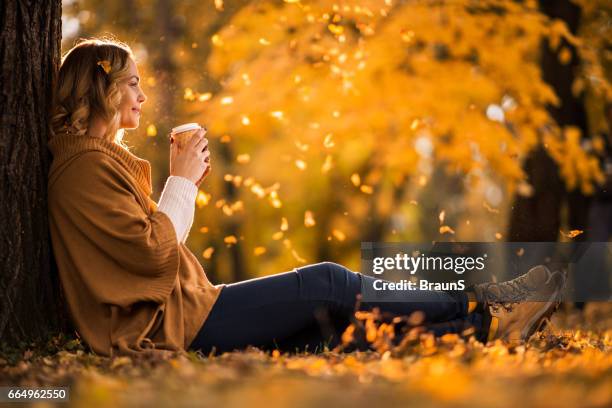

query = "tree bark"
[
  {"left": 508, "top": 0, "right": 590, "bottom": 242},
  {"left": 0, "top": 0, "right": 69, "bottom": 344}
]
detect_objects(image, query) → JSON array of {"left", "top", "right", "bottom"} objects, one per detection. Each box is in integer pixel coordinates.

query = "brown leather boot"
[{"left": 470, "top": 265, "right": 566, "bottom": 344}]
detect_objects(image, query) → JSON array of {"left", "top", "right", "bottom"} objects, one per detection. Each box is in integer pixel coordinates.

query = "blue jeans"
[{"left": 189, "top": 262, "right": 480, "bottom": 354}]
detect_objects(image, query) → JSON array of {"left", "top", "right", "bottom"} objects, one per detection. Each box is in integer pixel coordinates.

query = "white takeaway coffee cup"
[{"left": 170, "top": 122, "right": 203, "bottom": 149}]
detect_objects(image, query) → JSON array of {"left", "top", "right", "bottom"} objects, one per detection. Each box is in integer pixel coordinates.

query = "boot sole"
[{"left": 520, "top": 271, "right": 564, "bottom": 341}]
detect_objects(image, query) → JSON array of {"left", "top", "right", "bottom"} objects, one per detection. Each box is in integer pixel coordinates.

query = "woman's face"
[{"left": 118, "top": 58, "right": 147, "bottom": 129}]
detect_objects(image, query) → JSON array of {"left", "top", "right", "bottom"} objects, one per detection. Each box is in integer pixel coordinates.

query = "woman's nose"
[{"left": 139, "top": 91, "right": 147, "bottom": 103}]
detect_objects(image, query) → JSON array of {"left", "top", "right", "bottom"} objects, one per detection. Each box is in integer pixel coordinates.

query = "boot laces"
[{"left": 485, "top": 277, "right": 534, "bottom": 313}]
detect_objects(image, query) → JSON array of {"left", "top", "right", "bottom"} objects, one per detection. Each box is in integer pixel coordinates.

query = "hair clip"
[{"left": 96, "top": 60, "right": 112, "bottom": 74}]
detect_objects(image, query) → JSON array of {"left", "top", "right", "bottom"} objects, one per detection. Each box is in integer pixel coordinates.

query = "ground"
[{"left": 1, "top": 303, "right": 610, "bottom": 408}]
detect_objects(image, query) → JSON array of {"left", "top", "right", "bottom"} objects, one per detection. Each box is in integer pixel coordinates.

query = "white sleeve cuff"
[{"left": 156, "top": 176, "right": 198, "bottom": 243}]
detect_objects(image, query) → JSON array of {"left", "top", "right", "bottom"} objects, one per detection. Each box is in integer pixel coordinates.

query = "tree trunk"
[
  {"left": 508, "top": 0, "right": 590, "bottom": 242},
  {"left": 0, "top": 0, "right": 68, "bottom": 344}
]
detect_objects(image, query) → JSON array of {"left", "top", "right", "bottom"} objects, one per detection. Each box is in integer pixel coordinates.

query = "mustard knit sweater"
[{"left": 47, "top": 133, "right": 225, "bottom": 357}]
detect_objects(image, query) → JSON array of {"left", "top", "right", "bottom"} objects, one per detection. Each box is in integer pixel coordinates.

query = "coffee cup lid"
[{"left": 171, "top": 123, "right": 201, "bottom": 134}]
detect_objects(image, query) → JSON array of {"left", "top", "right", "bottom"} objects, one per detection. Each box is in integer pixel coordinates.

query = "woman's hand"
[{"left": 169, "top": 128, "right": 211, "bottom": 187}]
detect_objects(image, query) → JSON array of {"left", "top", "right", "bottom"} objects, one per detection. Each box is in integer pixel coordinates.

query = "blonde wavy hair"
[{"left": 49, "top": 37, "right": 136, "bottom": 149}]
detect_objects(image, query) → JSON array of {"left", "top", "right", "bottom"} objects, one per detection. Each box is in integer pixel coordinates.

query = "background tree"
[
  {"left": 59, "top": 0, "right": 611, "bottom": 282},
  {"left": 198, "top": 0, "right": 609, "bottom": 272},
  {"left": 0, "top": 0, "right": 66, "bottom": 344},
  {"left": 509, "top": 0, "right": 595, "bottom": 242}
]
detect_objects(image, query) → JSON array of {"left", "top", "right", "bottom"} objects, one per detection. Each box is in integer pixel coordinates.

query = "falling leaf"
[
  {"left": 495, "top": 232, "right": 503, "bottom": 240},
  {"left": 328, "top": 24, "right": 344, "bottom": 35},
  {"left": 291, "top": 249, "right": 307, "bottom": 263},
  {"left": 351, "top": 173, "right": 361, "bottom": 186},
  {"left": 360, "top": 185, "right": 373, "bottom": 194},
  {"left": 184, "top": 88, "right": 195, "bottom": 101},
  {"left": 332, "top": 229, "right": 346, "bottom": 241},
  {"left": 401, "top": 29, "right": 415, "bottom": 43},
  {"left": 241, "top": 115, "right": 250, "bottom": 126},
  {"left": 295, "top": 140, "right": 309, "bottom": 151},
  {"left": 224, "top": 235, "right": 238, "bottom": 246},
  {"left": 196, "top": 191, "right": 211, "bottom": 208},
  {"left": 304, "top": 211, "right": 316, "bottom": 227},
  {"left": 517, "top": 181, "right": 534, "bottom": 197},
  {"left": 516, "top": 247, "right": 525, "bottom": 257},
  {"left": 220, "top": 134, "right": 231, "bottom": 143},
  {"left": 560, "top": 229, "right": 584, "bottom": 238},
  {"left": 202, "top": 247, "right": 215, "bottom": 259},
  {"left": 283, "top": 239, "right": 292, "bottom": 249},
  {"left": 323, "top": 133, "right": 335, "bottom": 148},
  {"left": 483, "top": 202, "right": 500, "bottom": 214},
  {"left": 259, "top": 38, "right": 271, "bottom": 45},
  {"left": 280, "top": 217, "right": 289, "bottom": 231},
  {"left": 146, "top": 124, "right": 157, "bottom": 137},
  {"left": 439, "top": 210, "right": 446, "bottom": 224},
  {"left": 251, "top": 184, "right": 266, "bottom": 198},
  {"left": 321, "top": 155, "right": 333, "bottom": 173},
  {"left": 439, "top": 225, "right": 455, "bottom": 234},
  {"left": 269, "top": 191, "right": 283, "bottom": 208},
  {"left": 222, "top": 205, "right": 233, "bottom": 216},
  {"left": 295, "top": 159, "right": 307, "bottom": 170},
  {"left": 237, "top": 154, "right": 251, "bottom": 164},
  {"left": 199, "top": 227, "right": 209, "bottom": 234},
  {"left": 214, "top": 0, "right": 224, "bottom": 11},
  {"left": 211, "top": 34, "right": 223, "bottom": 46},
  {"left": 272, "top": 231, "right": 284, "bottom": 240},
  {"left": 558, "top": 46, "right": 572, "bottom": 64},
  {"left": 198, "top": 92, "right": 212, "bottom": 102},
  {"left": 254, "top": 246, "right": 267, "bottom": 256},
  {"left": 270, "top": 111, "right": 284, "bottom": 119},
  {"left": 220, "top": 96, "right": 233, "bottom": 105}
]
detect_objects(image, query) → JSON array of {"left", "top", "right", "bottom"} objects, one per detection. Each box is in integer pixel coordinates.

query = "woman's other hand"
[{"left": 169, "top": 128, "right": 211, "bottom": 187}]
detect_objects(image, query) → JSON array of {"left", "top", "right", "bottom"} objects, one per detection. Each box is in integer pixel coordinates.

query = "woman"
[{"left": 47, "top": 38, "right": 565, "bottom": 358}]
